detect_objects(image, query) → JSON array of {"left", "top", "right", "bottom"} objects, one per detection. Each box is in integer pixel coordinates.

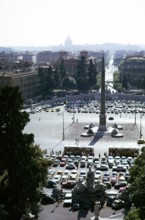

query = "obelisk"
[{"left": 98, "top": 54, "right": 107, "bottom": 131}]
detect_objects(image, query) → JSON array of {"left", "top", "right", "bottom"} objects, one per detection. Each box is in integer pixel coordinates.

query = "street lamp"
[
  {"left": 62, "top": 112, "right": 65, "bottom": 140},
  {"left": 73, "top": 108, "right": 75, "bottom": 123},
  {"left": 140, "top": 113, "right": 143, "bottom": 139},
  {"left": 134, "top": 98, "right": 136, "bottom": 124}
]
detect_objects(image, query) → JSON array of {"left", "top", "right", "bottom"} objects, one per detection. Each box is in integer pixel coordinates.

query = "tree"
[
  {"left": 46, "top": 67, "right": 55, "bottom": 92},
  {"left": 0, "top": 87, "right": 48, "bottom": 220},
  {"left": 126, "top": 146, "right": 145, "bottom": 220},
  {"left": 88, "top": 59, "right": 97, "bottom": 90},
  {"left": 62, "top": 76, "right": 76, "bottom": 91},
  {"left": 76, "top": 56, "right": 89, "bottom": 91},
  {"left": 59, "top": 58, "right": 66, "bottom": 83},
  {"left": 122, "top": 74, "right": 128, "bottom": 90},
  {"left": 125, "top": 208, "right": 141, "bottom": 220}
]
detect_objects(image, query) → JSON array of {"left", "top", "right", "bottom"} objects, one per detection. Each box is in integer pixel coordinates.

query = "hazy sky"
[{"left": 0, "top": 0, "right": 145, "bottom": 47}]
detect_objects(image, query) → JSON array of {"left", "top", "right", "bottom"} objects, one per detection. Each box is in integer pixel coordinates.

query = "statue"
[
  {"left": 94, "top": 202, "right": 100, "bottom": 220},
  {"left": 86, "top": 166, "right": 94, "bottom": 190},
  {"left": 91, "top": 201, "right": 100, "bottom": 220}
]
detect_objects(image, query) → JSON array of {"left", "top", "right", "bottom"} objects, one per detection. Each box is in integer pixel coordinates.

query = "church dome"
[{"left": 64, "top": 36, "right": 73, "bottom": 46}]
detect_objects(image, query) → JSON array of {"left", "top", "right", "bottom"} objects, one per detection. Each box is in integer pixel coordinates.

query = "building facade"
[
  {"left": 0, "top": 70, "right": 41, "bottom": 100},
  {"left": 119, "top": 55, "right": 145, "bottom": 89}
]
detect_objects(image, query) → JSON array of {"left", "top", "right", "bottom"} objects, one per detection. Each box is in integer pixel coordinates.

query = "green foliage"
[
  {"left": 122, "top": 74, "right": 128, "bottom": 90},
  {"left": 0, "top": 87, "right": 48, "bottom": 220},
  {"left": 62, "top": 77, "right": 76, "bottom": 90},
  {"left": 59, "top": 58, "right": 66, "bottom": 80},
  {"left": 128, "top": 146, "right": 145, "bottom": 219},
  {"left": 76, "top": 57, "right": 97, "bottom": 91},
  {"left": 125, "top": 208, "right": 141, "bottom": 220},
  {"left": 114, "top": 83, "right": 123, "bottom": 93},
  {"left": 113, "top": 71, "right": 123, "bottom": 92},
  {"left": 88, "top": 59, "right": 97, "bottom": 89},
  {"left": 96, "top": 74, "right": 101, "bottom": 89},
  {"left": 113, "top": 71, "right": 120, "bottom": 83},
  {"left": 139, "top": 75, "right": 145, "bottom": 89}
]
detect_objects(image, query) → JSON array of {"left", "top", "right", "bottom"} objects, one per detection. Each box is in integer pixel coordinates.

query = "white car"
[
  {"left": 79, "top": 170, "right": 87, "bottom": 179},
  {"left": 52, "top": 175, "right": 61, "bottom": 183},
  {"left": 61, "top": 175, "right": 68, "bottom": 183},
  {"left": 63, "top": 193, "right": 72, "bottom": 206}
]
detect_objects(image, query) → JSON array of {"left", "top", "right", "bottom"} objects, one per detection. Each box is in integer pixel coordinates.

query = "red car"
[
  {"left": 62, "top": 180, "right": 77, "bottom": 189},
  {"left": 60, "top": 158, "right": 66, "bottom": 167}
]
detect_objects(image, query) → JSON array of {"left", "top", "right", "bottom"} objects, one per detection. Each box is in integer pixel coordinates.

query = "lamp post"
[
  {"left": 134, "top": 99, "right": 136, "bottom": 124},
  {"left": 73, "top": 109, "right": 75, "bottom": 123},
  {"left": 140, "top": 113, "right": 143, "bottom": 139},
  {"left": 62, "top": 112, "right": 65, "bottom": 140}
]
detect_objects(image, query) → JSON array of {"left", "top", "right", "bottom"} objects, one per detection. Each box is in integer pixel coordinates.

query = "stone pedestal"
[{"left": 98, "top": 114, "right": 107, "bottom": 131}]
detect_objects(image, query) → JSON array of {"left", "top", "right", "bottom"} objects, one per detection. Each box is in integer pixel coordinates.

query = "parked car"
[
  {"left": 80, "top": 160, "right": 86, "bottom": 168},
  {"left": 112, "top": 165, "right": 126, "bottom": 172},
  {"left": 108, "top": 117, "right": 114, "bottom": 120},
  {"left": 65, "top": 163, "right": 77, "bottom": 170},
  {"left": 41, "top": 194, "right": 56, "bottom": 205},
  {"left": 59, "top": 158, "right": 67, "bottom": 167},
  {"left": 97, "top": 164, "right": 109, "bottom": 171},
  {"left": 107, "top": 156, "right": 114, "bottom": 168},
  {"left": 47, "top": 169, "right": 55, "bottom": 178},
  {"left": 62, "top": 180, "right": 77, "bottom": 189},
  {"left": 106, "top": 190, "right": 119, "bottom": 207},
  {"left": 102, "top": 172, "right": 110, "bottom": 182},
  {"left": 110, "top": 176, "right": 117, "bottom": 186},
  {"left": 79, "top": 170, "right": 87, "bottom": 179},
  {"left": 114, "top": 181, "right": 128, "bottom": 190},
  {"left": 61, "top": 175, "right": 68, "bottom": 184},
  {"left": 47, "top": 180, "right": 57, "bottom": 188},
  {"left": 115, "top": 156, "right": 120, "bottom": 165},
  {"left": 63, "top": 193, "right": 72, "bottom": 206},
  {"left": 112, "top": 199, "right": 124, "bottom": 210},
  {"left": 52, "top": 175, "right": 61, "bottom": 184},
  {"left": 87, "top": 156, "right": 94, "bottom": 167},
  {"left": 52, "top": 159, "right": 60, "bottom": 167}
]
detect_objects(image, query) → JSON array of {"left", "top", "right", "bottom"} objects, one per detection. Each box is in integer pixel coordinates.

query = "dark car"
[
  {"left": 41, "top": 194, "right": 56, "bottom": 205},
  {"left": 52, "top": 159, "right": 60, "bottom": 167},
  {"left": 97, "top": 164, "right": 109, "bottom": 171},
  {"left": 62, "top": 180, "right": 77, "bottom": 189},
  {"left": 112, "top": 165, "right": 126, "bottom": 172},
  {"left": 65, "top": 163, "right": 77, "bottom": 170},
  {"left": 106, "top": 191, "right": 119, "bottom": 207},
  {"left": 112, "top": 199, "right": 124, "bottom": 210},
  {"left": 114, "top": 181, "right": 128, "bottom": 190},
  {"left": 74, "top": 159, "right": 79, "bottom": 167},
  {"left": 47, "top": 180, "right": 57, "bottom": 188},
  {"left": 108, "top": 117, "right": 114, "bottom": 120},
  {"left": 80, "top": 160, "right": 86, "bottom": 168}
]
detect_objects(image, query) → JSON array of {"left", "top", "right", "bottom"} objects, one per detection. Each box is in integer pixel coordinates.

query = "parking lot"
[{"left": 23, "top": 99, "right": 145, "bottom": 219}]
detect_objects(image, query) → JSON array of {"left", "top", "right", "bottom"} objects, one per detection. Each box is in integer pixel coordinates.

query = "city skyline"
[{"left": 0, "top": 0, "right": 145, "bottom": 47}]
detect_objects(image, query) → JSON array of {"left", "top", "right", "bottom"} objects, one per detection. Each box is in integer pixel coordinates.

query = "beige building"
[{"left": 0, "top": 70, "right": 41, "bottom": 100}]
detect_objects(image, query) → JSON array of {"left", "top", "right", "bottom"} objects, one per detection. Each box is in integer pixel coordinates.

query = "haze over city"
[{"left": 0, "top": 0, "right": 145, "bottom": 47}]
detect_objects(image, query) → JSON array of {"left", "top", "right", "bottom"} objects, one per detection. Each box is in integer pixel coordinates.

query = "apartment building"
[
  {"left": 0, "top": 70, "right": 41, "bottom": 100},
  {"left": 119, "top": 55, "right": 145, "bottom": 88}
]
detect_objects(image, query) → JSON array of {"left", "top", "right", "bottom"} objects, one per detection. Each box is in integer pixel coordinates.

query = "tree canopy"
[
  {"left": 125, "top": 146, "right": 145, "bottom": 220},
  {"left": 0, "top": 87, "right": 48, "bottom": 220}
]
